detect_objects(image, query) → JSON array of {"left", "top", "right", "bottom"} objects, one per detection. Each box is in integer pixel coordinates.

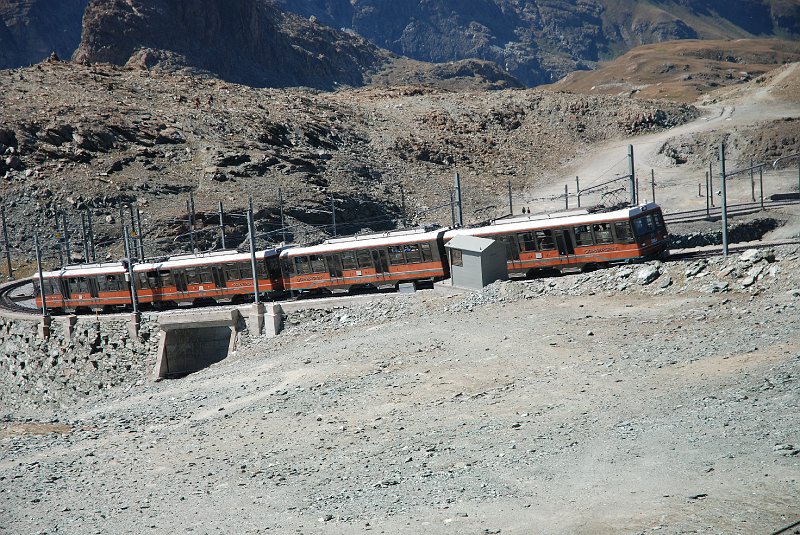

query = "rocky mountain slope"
[
  {"left": 0, "top": 59, "right": 694, "bottom": 271},
  {"left": 277, "top": 0, "right": 800, "bottom": 86}
]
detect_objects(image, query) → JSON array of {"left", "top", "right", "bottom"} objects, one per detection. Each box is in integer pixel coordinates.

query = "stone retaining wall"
[{"left": 0, "top": 314, "right": 158, "bottom": 411}]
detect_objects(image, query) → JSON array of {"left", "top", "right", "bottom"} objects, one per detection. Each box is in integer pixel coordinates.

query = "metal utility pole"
[
  {"left": 186, "top": 195, "right": 196, "bottom": 253},
  {"left": 123, "top": 226, "right": 139, "bottom": 314},
  {"left": 628, "top": 144, "right": 636, "bottom": 205},
  {"left": 750, "top": 159, "right": 756, "bottom": 202},
  {"left": 705, "top": 171, "right": 710, "bottom": 219},
  {"left": 247, "top": 209, "right": 260, "bottom": 305},
  {"left": 218, "top": 200, "right": 227, "bottom": 249},
  {"left": 35, "top": 232, "right": 47, "bottom": 317},
  {"left": 86, "top": 209, "right": 96, "bottom": 262},
  {"left": 720, "top": 143, "right": 729, "bottom": 257},
  {"left": 507, "top": 180, "right": 513, "bottom": 215},
  {"left": 55, "top": 214, "right": 64, "bottom": 267},
  {"left": 564, "top": 184, "right": 569, "bottom": 210},
  {"left": 1, "top": 205, "right": 12, "bottom": 279},
  {"left": 330, "top": 195, "right": 337, "bottom": 237},
  {"left": 576, "top": 176, "right": 581, "bottom": 208},
  {"left": 759, "top": 166, "right": 764, "bottom": 210},
  {"left": 651, "top": 169, "right": 656, "bottom": 203},
  {"left": 453, "top": 172, "right": 463, "bottom": 227},
  {"left": 278, "top": 189, "right": 287, "bottom": 243},
  {"left": 62, "top": 212, "right": 71, "bottom": 264}
]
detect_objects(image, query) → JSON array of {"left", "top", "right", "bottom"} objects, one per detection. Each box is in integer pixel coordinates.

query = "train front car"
[
  {"left": 132, "top": 248, "right": 288, "bottom": 307},
  {"left": 280, "top": 227, "right": 449, "bottom": 294},
  {"left": 444, "top": 203, "right": 669, "bottom": 276},
  {"left": 34, "top": 262, "right": 129, "bottom": 313}
]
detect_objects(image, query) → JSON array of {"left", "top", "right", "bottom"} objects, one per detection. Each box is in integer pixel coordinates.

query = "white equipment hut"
[{"left": 445, "top": 234, "right": 508, "bottom": 290}]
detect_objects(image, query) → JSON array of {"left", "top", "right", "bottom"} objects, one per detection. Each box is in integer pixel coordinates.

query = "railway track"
[
  {"left": 663, "top": 198, "right": 800, "bottom": 224},
  {"left": 0, "top": 279, "right": 39, "bottom": 314}
]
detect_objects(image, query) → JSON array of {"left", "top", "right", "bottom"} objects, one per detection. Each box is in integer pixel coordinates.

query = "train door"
[
  {"left": 496, "top": 234, "right": 521, "bottom": 272},
  {"left": 553, "top": 229, "right": 574, "bottom": 269},
  {"left": 325, "top": 255, "right": 344, "bottom": 288},
  {"left": 371, "top": 249, "right": 389, "bottom": 283},
  {"left": 211, "top": 266, "right": 225, "bottom": 288},
  {"left": 174, "top": 270, "right": 188, "bottom": 292}
]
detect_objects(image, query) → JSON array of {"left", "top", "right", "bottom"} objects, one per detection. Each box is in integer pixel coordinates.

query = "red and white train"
[{"left": 35, "top": 203, "right": 669, "bottom": 313}]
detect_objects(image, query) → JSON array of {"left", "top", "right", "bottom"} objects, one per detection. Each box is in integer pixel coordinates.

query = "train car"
[
  {"left": 35, "top": 248, "right": 288, "bottom": 312},
  {"left": 445, "top": 203, "right": 669, "bottom": 276},
  {"left": 35, "top": 262, "right": 129, "bottom": 312},
  {"left": 280, "top": 227, "right": 449, "bottom": 293},
  {"left": 131, "top": 248, "right": 287, "bottom": 306}
]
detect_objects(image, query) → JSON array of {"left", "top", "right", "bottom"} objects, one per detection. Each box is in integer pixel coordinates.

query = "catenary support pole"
[
  {"left": 80, "top": 213, "right": 89, "bottom": 263},
  {"left": 134, "top": 203, "right": 144, "bottom": 260},
  {"left": 400, "top": 185, "right": 407, "bottom": 227},
  {"left": 247, "top": 209, "right": 260, "bottom": 305},
  {"left": 750, "top": 159, "right": 756, "bottom": 202},
  {"left": 454, "top": 172, "right": 463, "bottom": 227},
  {"left": 508, "top": 180, "right": 513, "bottom": 215},
  {"left": 86, "top": 209, "right": 96, "bottom": 262},
  {"left": 62, "top": 212, "right": 71, "bottom": 264},
  {"left": 123, "top": 226, "right": 139, "bottom": 314},
  {"left": 651, "top": 169, "right": 656, "bottom": 203},
  {"left": 720, "top": 143, "right": 729, "bottom": 257},
  {"left": 187, "top": 195, "right": 195, "bottom": 253},
  {"left": 55, "top": 213, "right": 64, "bottom": 267},
  {"left": 1, "top": 205, "right": 12, "bottom": 279},
  {"left": 218, "top": 200, "right": 226, "bottom": 249},
  {"left": 628, "top": 144, "right": 636, "bottom": 205},
  {"left": 705, "top": 171, "right": 710, "bottom": 219},
  {"left": 330, "top": 195, "right": 336, "bottom": 237},
  {"left": 709, "top": 160, "right": 714, "bottom": 207},
  {"left": 35, "top": 233, "right": 47, "bottom": 317},
  {"left": 760, "top": 166, "right": 764, "bottom": 210},
  {"left": 449, "top": 189, "right": 456, "bottom": 227},
  {"left": 564, "top": 184, "right": 569, "bottom": 210},
  {"left": 576, "top": 176, "right": 581, "bottom": 208},
  {"left": 278, "top": 189, "right": 287, "bottom": 243}
]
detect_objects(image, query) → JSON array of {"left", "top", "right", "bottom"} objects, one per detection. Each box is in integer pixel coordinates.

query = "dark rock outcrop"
[{"left": 73, "top": 0, "right": 391, "bottom": 90}]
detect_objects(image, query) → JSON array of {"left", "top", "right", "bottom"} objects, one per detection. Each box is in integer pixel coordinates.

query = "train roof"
[
  {"left": 283, "top": 227, "right": 446, "bottom": 256},
  {"left": 41, "top": 262, "right": 127, "bottom": 279},
  {"left": 446, "top": 203, "right": 661, "bottom": 239},
  {"left": 134, "top": 247, "right": 286, "bottom": 272}
]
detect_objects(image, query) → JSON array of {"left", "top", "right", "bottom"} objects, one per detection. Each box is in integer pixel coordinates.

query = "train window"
[
  {"left": 574, "top": 225, "right": 594, "bottom": 246},
  {"left": 225, "top": 262, "right": 241, "bottom": 281},
  {"left": 535, "top": 229, "right": 555, "bottom": 250},
  {"left": 295, "top": 256, "right": 311, "bottom": 275},
  {"left": 146, "top": 270, "right": 160, "bottom": 288},
  {"left": 388, "top": 246, "right": 405, "bottom": 265},
  {"left": 518, "top": 232, "right": 536, "bottom": 252},
  {"left": 632, "top": 215, "right": 654, "bottom": 237},
  {"left": 186, "top": 268, "right": 200, "bottom": 285},
  {"left": 420, "top": 243, "right": 433, "bottom": 262},
  {"left": 341, "top": 251, "right": 357, "bottom": 270},
  {"left": 160, "top": 270, "right": 173, "bottom": 287},
  {"left": 614, "top": 221, "right": 635, "bottom": 243},
  {"left": 310, "top": 255, "right": 325, "bottom": 273},
  {"left": 593, "top": 223, "right": 614, "bottom": 245},
  {"left": 451, "top": 248, "right": 463, "bottom": 267},
  {"left": 404, "top": 244, "right": 422, "bottom": 263},
  {"left": 238, "top": 261, "right": 253, "bottom": 280},
  {"left": 356, "top": 249, "right": 372, "bottom": 269},
  {"left": 654, "top": 211, "right": 666, "bottom": 232},
  {"left": 199, "top": 267, "right": 213, "bottom": 284}
]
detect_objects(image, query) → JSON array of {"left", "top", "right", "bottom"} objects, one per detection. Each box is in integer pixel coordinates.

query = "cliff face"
[
  {"left": 71, "top": 0, "right": 390, "bottom": 89},
  {"left": 276, "top": 0, "right": 800, "bottom": 86},
  {"left": 0, "top": 0, "right": 87, "bottom": 68}
]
